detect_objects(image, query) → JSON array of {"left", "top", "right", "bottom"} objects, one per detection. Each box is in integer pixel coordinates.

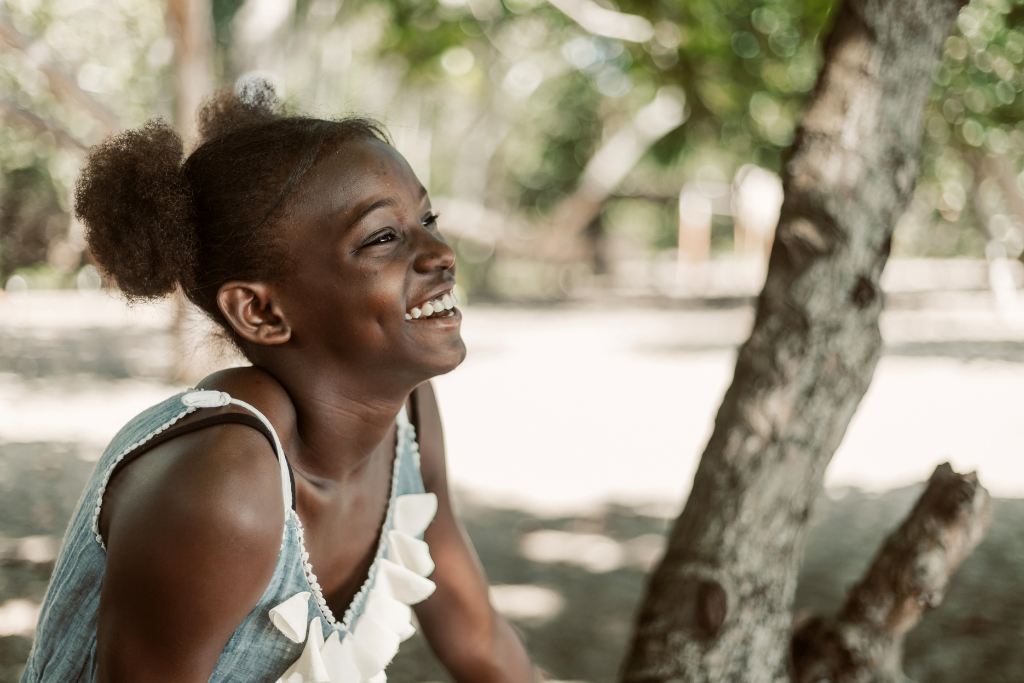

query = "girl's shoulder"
[
  {"left": 94, "top": 373, "right": 292, "bottom": 678},
  {"left": 102, "top": 369, "right": 292, "bottom": 561},
  {"left": 100, "top": 366, "right": 294, "bottom": 584},
  {"left": 195, "top": 365, "right": 298, "bottom": 436}
]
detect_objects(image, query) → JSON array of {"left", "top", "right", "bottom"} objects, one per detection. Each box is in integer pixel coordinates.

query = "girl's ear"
[{"left": 216, "top": 282, "right": 292, "bottom": 345}]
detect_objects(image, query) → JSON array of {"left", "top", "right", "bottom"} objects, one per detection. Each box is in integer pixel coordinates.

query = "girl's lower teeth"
[{"left": 424, "top": 309, "right": 453, "bottom": 319}]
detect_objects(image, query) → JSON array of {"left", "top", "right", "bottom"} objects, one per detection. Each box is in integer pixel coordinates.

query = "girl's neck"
[{"left": 253, "top": 353, "right": 418, "bottom": 486}]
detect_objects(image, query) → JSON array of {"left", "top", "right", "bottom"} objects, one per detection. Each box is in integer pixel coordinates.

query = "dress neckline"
[{"left": 288, "top": 405, "right": 411, "bottom": 633}]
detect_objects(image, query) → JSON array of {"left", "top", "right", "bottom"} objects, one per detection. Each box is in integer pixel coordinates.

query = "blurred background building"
[{"left": 1, "top": 0, "right": 1023, "bottom": 681}]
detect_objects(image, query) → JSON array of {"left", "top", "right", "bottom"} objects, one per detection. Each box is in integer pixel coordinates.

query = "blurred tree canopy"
[{"left": 1, "top": 0, "right": 1023, "bottom": 291}]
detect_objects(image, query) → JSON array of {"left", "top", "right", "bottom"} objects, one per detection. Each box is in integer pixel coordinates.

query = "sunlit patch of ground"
[
  {"left": 0, "top": 443, "right": 1020, "bottom": 682},
  {"left": 1, "top": 292, "right": 1022, "bottom": 680}
]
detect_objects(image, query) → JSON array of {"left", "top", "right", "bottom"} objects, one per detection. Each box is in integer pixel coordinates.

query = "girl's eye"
[
  {"left": 422, "top": 212, "right": 440, "bottom": 227},
  {"left": 364, "top": 230, "right": 397, "bottom": 247}
]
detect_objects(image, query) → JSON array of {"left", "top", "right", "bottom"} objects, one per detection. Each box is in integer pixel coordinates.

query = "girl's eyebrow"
[
  {"left": 348, "top": 197, "right": 397, "bottom": 228},
  {"left": 346, "top": 187, "right": 429, "bottom": 230}
]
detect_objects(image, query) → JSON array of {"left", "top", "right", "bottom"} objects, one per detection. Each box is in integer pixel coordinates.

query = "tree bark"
[
  {"left": 619, "top": 0, "right": 966, "bottom": 681},
  {"left": 791, "top": 463, "right": 992, "bottom": 683}
]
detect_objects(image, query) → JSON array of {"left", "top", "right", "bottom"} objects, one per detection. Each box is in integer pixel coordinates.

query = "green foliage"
[
  {"left": 0, "top": 0, "right": 170, "bottom": 283},
  {"left": 604, "top": 197, "right": 678, "bottom": 251},
  {"left": 900, "top": 0, "right": 1024, "bottom": 258},
  {"left": 631, "top": 0, "right": 833, "bottom": 169},
  {"left": 0, "top": 163, "right": 66, "bottom": 280},
  {"left": 4, "top": 0, "right": 1024, "bottom": 287},
  {"left": 212, "top": 0, "right": 247, "bottom": 47}
]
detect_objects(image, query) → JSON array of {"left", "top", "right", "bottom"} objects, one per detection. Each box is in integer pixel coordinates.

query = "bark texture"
[
  {"left": 619, "top": 0, "right": 966, "bottom": 681},
  {"left": 791, "top": 463, "right": 992, "bottom": 683}
]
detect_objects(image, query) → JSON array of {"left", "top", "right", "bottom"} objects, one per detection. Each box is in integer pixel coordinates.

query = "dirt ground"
[
  {"left": 0, "top": 293, "right": 1021, "bottom": 681},
  {"left": 0, "top": 440, "right": 1020, "bottom": 682}
]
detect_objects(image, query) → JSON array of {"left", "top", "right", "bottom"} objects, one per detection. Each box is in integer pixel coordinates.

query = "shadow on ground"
[
  {"left": 0, "top": 328, "right": 172, "bottom": 380},
  {"left": 0, "top": 443, "right": 1020, "bottom": 683}
]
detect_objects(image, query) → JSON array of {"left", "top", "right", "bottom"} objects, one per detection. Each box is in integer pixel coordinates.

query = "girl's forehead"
[
  {"left": 291, "top": 138, "right": 423, "bottom": 226},
  {"left": 314, "top": 138, "right": 418, "bottom": 196}
]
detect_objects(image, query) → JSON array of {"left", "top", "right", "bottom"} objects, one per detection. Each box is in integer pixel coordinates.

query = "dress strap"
[
  {"left": 181, "top": 391, "right": 295, "bottom": 518},
  {"left": 107, "top": 412, "right": 279, "bottom": 489},
  {"left": 228, "top": 397, "right": 295, "bottom": 515}
]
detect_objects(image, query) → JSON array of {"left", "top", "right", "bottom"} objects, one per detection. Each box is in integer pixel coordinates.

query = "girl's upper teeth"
[{"left": 407, "top": 291, "right": 458, "bottom": 319}]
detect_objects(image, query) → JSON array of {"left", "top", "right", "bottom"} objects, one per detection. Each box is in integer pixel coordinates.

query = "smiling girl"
[{"left": 20, "top": 81, "right": 534, "bottom": 683}]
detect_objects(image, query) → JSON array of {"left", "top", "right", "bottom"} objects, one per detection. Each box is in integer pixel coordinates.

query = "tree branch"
[
  {"left": 538, "top": 88, "right": 686, "bottom": 260},
  {"left": 0, "top": 99, "right": 87, "bottom": 151},
  {"left": 791, "top": 463, "right": 992, "bottom": 683},
  {"left": 545, "top": 0, "right": 653, "bottom": 43},
  {"left": 0, "top": 11, "right": 119, "bottom": 132},
  {"left": 619, "top": 0, "right": 967, "bottom": 680}
]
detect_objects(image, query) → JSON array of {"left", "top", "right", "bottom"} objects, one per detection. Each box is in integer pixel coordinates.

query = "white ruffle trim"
[
  {"left": 270, "top": 591, "right": 313, "bottom": 643},
  {"left": 272, "top": 492, "right": 438, "bottom": 683}
]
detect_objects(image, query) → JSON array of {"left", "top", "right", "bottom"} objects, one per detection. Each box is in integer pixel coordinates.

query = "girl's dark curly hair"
[{"left": 75, "top": 76, "right": 388, "bottom": 328}]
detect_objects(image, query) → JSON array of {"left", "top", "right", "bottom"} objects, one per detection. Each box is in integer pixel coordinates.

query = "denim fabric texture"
[{"left": 20, "top": 389, "right": 426, "bottom": 683}]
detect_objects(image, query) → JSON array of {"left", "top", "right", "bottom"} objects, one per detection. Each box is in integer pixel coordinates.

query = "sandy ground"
[
  {"left": 1, "top": 289, "right": 1022, "bottom": 510},
  {"left": 435, "top": 294, "right": 1024, "bottom": 513},
  {"left": 0, "top": 443, "right": 1020, "bottom": 683},
  {"left": 0, "top": 289, "right": 1021, "bottom": 681}
]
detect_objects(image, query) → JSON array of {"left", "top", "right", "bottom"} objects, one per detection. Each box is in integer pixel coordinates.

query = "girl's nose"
[{"left": 413, "top": 224, "right": 456, "bottom": 272}]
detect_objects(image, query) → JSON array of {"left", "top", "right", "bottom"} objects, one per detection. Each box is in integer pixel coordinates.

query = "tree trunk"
[
  {"left": 791, "top": 463, "right": 992, "bottom": 683},
  {"left": 166, "top": 0, "right": 214, "bottom": 382},
  {"left": 619, "top": 0, "right": 966, "bottom": 681},
  {"left": 167, "top": 0, "right": 214, "bottom": 145}
]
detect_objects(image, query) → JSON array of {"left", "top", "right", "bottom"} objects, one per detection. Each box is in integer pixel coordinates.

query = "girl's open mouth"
[{"left": 406, "top": 290, "right": 458, "bottom": 320}]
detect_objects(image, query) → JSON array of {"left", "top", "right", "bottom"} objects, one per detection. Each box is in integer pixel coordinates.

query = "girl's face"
[{"left": 276, "top": 137, "right": 466, "bottom": 385}]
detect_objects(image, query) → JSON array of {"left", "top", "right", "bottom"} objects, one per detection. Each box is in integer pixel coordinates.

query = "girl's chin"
[{"left": 410, "top": 340, "right": 467, "bottom": 379}]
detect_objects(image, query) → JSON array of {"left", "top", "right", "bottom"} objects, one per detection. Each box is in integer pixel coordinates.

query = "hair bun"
[
  {"left": 75, "top": 119, "right": 197, "bottom": 300},
  {"left": 196, "top": 74, "right": 282, "bottom": 144}
]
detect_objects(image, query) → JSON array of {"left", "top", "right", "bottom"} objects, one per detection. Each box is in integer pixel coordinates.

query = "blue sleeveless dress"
[{"left": 21, "top": 389, "right": 439, "bottom": 683}]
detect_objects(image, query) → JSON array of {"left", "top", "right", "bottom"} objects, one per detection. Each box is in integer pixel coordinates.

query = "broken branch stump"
[{"left": 791, "top": 463, "right": 992, "bottom": 683}]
